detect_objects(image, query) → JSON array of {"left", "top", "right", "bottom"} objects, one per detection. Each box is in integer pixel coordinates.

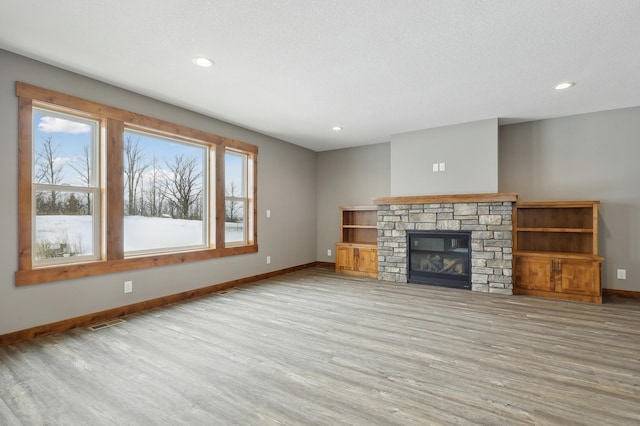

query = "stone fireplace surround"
[{"left": 373, "top": 193, "right": 518, "bottom": 294}]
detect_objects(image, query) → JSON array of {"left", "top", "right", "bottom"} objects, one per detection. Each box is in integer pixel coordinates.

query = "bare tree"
[
  {"left": 124, "top": 135, "right": 148, "bottom": 216},
  {"left": 163, "top": 154, "right": 202, "bottom": 220},
  {"left": 225, "top": 180, "right": 242, "bottom": 222},
  {"left": 34, "top": 135, "right": 63, "bottom": 214},
  {"left": 68, "top": 143, "right": 91, "bottom": 213},
  {"left": 143, "top": 154, "right": 167, "bottom": 217}
]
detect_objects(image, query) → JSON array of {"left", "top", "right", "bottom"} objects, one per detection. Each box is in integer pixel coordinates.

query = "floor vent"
[{"left": 88, "top": 318, "right": 126, "bottom": 331}]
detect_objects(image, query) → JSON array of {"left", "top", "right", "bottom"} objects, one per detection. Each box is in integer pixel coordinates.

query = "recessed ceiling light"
[
  {"left": 332, "top": 126, "right": 343, "bottom": 131},
  {"left": 192, "top": 57, "right": 215, "bottom": 67},
  {"left": 553, "top": 82, "right": 575, "bottom": 90}
]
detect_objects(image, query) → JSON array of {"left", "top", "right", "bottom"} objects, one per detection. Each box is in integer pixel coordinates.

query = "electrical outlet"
[
  {"left": 432, "top": 163, "right": 439, "bottom": 172},
  {"left": 617, "top": 269, "right": 627, "bottom": 279},
  {"left": 266, "top": 256, "right": 271, "bottom": 265},
  {"left": 439, "top": 162, "right": 446, "bottom": 172},
  {"left": 327, "top": 249, "right": 332, "bottom": 256},
  {"left": 124, "top": 280, "right": 133, "bottom": 293}
]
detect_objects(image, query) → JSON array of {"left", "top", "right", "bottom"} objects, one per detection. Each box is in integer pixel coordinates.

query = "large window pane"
[
  {"left": 123, "top": 130, "right": 207, "bottom": 254},
  {"left": 225, "top": 151, "right": 248, "bottom": 244},
  {"left": 34, "top": 190, "right": 96, "bottom": 261},
  {"left": 225, "top": 199, "right": 245, "bottom": 243},
  {"left": 32, "top": 107, "right": 99, "bottom": 265},
  {"left": 33, "top": 108, "right": 97, "bottom": 187}
]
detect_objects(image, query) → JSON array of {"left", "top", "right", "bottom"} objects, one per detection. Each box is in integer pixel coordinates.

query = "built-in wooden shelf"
[
  {"left": 513, "top": 250, "right": 602, "bottom": 260},
  {"left": 517, "top": 228, "right": 593, "bottom": 233},
  {"left": 513, "top": 200, "right": 603, "bottom": 303},
  {"left": 336, "top": 206, "right": 378, "bottom": 278}
]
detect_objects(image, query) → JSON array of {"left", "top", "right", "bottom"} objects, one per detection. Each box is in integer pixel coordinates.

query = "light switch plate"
[
  {"left": 617, "top": 269, "right": 627, "bottom": 279},
  {"left": 439, "top": 162, "right": 446, "bottom": 172},
  {"left": 432, "top": 163, "right": 439, "bottom": 172}
]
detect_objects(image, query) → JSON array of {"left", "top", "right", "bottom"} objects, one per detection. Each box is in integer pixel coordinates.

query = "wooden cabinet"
[
  {"left": 335, "top": 244, "right": 378, "bottom": 277},
  {"left": 514, "top": 256, "right": 554, "bottom": 292},
  {"left": 513, "top": 201, "right": 603, "bottom": 303},
  {"left": 336, "top": 245, "right": 356, "bottom": 272},
  {"left": 515, "top": 256, "right": 601, "bottom": 297},
  {"left": 555, "top": 259, "right": 601, "bottom": 296},
  {"left": 335, "top": 206, "right": 378, "bottom": 278}
]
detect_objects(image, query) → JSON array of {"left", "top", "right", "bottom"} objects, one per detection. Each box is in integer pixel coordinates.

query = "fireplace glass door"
[{"left": 407, "top": 231, "right": 471, "bottom": 289}]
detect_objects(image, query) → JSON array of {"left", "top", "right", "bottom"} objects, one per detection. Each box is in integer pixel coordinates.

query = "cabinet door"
[
  {"left": 556, "top": 260, "right": 600, "bottom": 296},
  {"left": 356, "top": 247, "right": 378, "bottom": 274},
  {"left": 514, "top": 257, "right": 554, "bottom": 291},
  {"left": 336, "top": 246, "right": 355, "bottom": 272}
]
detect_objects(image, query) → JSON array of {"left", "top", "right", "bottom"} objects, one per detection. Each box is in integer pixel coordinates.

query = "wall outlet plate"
[
  {"left": 266, "top": 256, "right": 271, "bottom": 264},
  {"left": 124, "top": 280, "right": 133, "bottom": 293},
  {"left": 617, "top": 269, "right": 627, "bottom": 279},
  {"left": 327, "top": 249, "right": 332, "bottom": 256}
]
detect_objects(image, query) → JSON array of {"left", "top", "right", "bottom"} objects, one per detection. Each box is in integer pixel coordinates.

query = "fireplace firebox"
[{"left": 407, "top": 230, "right": 471, "bottom": 289}]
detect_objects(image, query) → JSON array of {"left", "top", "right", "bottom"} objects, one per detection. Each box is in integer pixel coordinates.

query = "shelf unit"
[
  {"left": 340, "top": 206, "right": 378, "bottom": 244},
  {"left": 335, "top": 206, "right": 378, "bottom": 278},
  {"left": 513, "top": 201, "right": 604, "bottom": 303}
]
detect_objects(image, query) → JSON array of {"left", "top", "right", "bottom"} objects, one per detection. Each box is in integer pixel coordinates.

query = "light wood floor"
[{"left": 1, "top": 267, "right": 639, "bottom": 425}]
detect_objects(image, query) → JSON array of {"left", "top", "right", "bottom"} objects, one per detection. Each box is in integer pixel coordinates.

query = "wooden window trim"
[
  {"left": 16, "top": 82, "right": 258, "bottom": 286},
  {"left": 106, "top": 118, "right": 125, "bottom": 260}
]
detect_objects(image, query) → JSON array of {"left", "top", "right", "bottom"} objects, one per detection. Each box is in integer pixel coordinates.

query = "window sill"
[{"left": 15, "top": 244, "right": 258, "bottom": 286}]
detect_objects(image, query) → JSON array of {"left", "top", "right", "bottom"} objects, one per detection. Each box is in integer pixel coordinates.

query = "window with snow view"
[
  {"left": 32, "top": 107, "right": 100, "bottom": 265},
  {"left": 225, "top": 150, "right": 248, "bottom": 244},
  {"left": 16, "top": 82, "right": 258, "bottom": 286},
  {"left": 123, "top": 130, "right": 208, "bottom": 254}
]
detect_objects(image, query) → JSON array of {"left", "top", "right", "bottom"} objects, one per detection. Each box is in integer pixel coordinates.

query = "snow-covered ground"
[{"left": 35, "top": 215, "right": 244, "bottom": 258}]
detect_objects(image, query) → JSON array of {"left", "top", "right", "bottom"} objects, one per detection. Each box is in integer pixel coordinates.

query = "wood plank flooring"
[{"left": 1, "top": 267, "right": 639, "bottom": 425}]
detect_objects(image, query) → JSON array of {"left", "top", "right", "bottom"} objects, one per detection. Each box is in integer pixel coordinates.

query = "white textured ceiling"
[{"left": 1, "top": 0, "right": 639, "bottom": 151}]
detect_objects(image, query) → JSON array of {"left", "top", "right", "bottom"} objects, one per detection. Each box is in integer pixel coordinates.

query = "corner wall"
[
  {"left": 316, "top": 143, "right": 390, "bottom": 262},
  {"left": 0, "top": 49, "right": 317, "bottom": 335},
  {"left": 499, "top": 107, "right": 640, "bottom": 291}
]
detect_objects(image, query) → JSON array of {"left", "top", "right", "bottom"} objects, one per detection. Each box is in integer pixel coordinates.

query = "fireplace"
[
  {"left": 374, "top": 193, "right": 517, "bottom": 294},
  {"left": 407, "top": 230, "right": 471, "bottom": 289}
]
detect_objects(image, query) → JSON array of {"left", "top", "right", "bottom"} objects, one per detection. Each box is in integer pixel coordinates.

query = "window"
[
  {"left": 32, "top": 107, "right": 100, "bottom": 265},
  {"left": 123, "top": 129, "right": 209, "bottom": 255},
  {"left": 16, "top": 82, "right": 258, "bottom": 286},
  {"left": 225, "top": 150, "right": 249, "bottom": 244}
]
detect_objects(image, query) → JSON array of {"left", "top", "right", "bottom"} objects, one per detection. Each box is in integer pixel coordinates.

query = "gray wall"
[
  {"left": 0, "top": 49, "right": 317, "bottom": 335},
  {"left": 499, "top": 107, "right": 640, "bottom": 291},
  {"left": 316, "top": 143, "right": 390, "bottom": 262},
  {"left": 390, "top": 119, "right": 498, "bottom": 196}
]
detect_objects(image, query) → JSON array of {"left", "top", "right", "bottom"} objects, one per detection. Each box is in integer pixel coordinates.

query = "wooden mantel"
[{"left": 373, "top": 192, "right": 518, "bottom": 205}]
